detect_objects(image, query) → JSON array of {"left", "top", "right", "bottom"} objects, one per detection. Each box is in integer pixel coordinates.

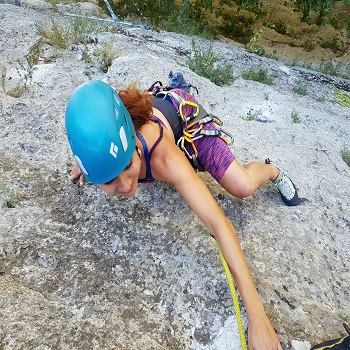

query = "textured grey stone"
[{"left": 0, "top": 3, "right": 349, "bottom": 350}]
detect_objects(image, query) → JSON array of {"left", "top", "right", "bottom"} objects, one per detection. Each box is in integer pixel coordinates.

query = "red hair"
[{"left": 115, "top": 83, "right": 153, "bottom": 131}]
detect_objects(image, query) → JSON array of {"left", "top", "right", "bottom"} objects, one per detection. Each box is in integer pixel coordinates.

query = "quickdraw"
[{"left": 156, "top": 90, "right": 201, "bottom": 122}]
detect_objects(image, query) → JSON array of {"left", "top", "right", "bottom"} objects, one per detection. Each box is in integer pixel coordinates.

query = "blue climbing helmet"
[{"left": 65, "top": 80, "right": 136, "bottom": 184}]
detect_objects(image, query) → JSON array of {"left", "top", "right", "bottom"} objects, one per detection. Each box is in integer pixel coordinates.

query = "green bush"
[
  {"left": 93, "top": 42, "right": 119, "bottom": 73},
  {"left": 341, "top": 148, "right": 350, "bottom": 167},
  {"left": 320, "top": 61, "right": 349, "bottom": 78},
  {"left": 186, "top": 42, "right": 233, "bottom": 86},
  {"left": 2, "top": 193, "right": 17, "bottom": 208},
  {"left": 243, "top": 109, "right": 257, "bottom": 121},
  {"left": 302, "top": 39, "right": 316, "bottom": 52},
  {"left": 241, "top": 68, "right": 273, "bottom": 85},
  {"left": 294, "top": 0, "right": 344, "bottom": 26},
  {"left": 292, "top": 85, "right": 307, "bottom": 96},
  {"left": 164, "top": 0, "right": 217, "bottom": 38},
  {"left": 273, "top": 21, "right": 288, "bottom": 35},
  {"left": 330, "top": 15, "right": 345, "bottom": 30},
  {"left": 246, "top": 27, "right": 266, "bottom": 55},
  {"left": 291, "top": 110, "right": 301, "bottom": 123},
  {"left": 219, "top": 14, "right": 255, "bottom": 44},
  {"left": 320, "top": 37, "right": 343, "bottom": 54},
  {"left": 36, "top": 18, "right": 107, "bottom": 49},
  {"left": 49, "top": 19, "right": 70, "bottom": 49},
  {"left": 102, "top": 0, "right": 215, "bottom": 38}
]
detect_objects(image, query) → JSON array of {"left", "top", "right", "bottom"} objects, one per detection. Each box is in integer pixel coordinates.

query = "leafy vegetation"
[
  {"left": 93, "top": 42, "right": 119, "bottom": 73},
  {"left": 241, "top": 68, "right": 273, "bottom": 85},
  {"left": 272, "top": 21, "right": 288, "bottom": 35},
  {"left": 1, "top": 192, "right": 17, "bottom": 209},
  {"left": 294, "top": 0, "right": 350, "bottom": 25},
  {"left": 320, "top": 62, "right": 349, "bottom": 79},
  {"left": 292, "top": 85, "right": 308, "bottom": 96},
  {"left": 245, "top": 27, "right": 266, "bottom": 55},
  {"left": 291, "top": 110, "right": 301, "bottom": 123},
  {"left": 36, "top": 18, "right": 110, "bottom": 49},
  {"left": 36, "top": 19, "right": 71, "bottom": 49},
  {"left": 3, "top": 18, "right": 120, "bottom": 97},
  {"left": 219, "top": 14, "right": 255, "bottom": 44},
  {"left": 98, "top": 0, "right": 350, "bottom": 38},
  {"left": 94, "top": 0, "right": 349, "bottom": 79},
  {"left": 243, "top": 109, "right": 257, "bottom": 121},
  {"left": 99, "top": 0, "right": 218, "bottom": 39},
  {"left": 302, "top": 39, "right": 316, "bottom": 52},
  {"left": 341, "top": 148, "right": 350, "bottom": 167},
  {"left": 186, "top": 42, "right": 233, "bottom": 86},
  {"left": 320, "top": 37, "right": 344, "bottom": 54}
]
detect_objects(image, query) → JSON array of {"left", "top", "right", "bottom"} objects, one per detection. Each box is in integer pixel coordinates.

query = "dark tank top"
[{"left": 151, "top": 97, "right": 182, "bottom": 141}]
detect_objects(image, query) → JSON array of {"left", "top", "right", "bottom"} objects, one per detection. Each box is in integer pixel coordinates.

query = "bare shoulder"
[
  {"left": 149, "top": 131, "right": 193, "bottom": 183},
  {"left": 138, "top": 120, "right": 160, "bottom": 142}
]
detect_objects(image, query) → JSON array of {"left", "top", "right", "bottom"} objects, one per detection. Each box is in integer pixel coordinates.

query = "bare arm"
[{"left": 152, "top": 137, "right": 282, "bottom": 350}]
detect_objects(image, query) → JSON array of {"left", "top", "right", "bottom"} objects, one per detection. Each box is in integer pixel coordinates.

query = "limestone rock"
[{"left": 0, "top": 3, "right": 349, "bottom": 349}]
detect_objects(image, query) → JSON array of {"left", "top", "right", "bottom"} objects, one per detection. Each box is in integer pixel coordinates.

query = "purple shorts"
[{"left": 189, "top": 122, "right": 235, "bottom": 182}]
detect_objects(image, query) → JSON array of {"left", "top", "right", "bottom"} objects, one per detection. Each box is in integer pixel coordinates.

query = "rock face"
[{"left": 0, "top": 3, "right": 349, "bottom": 350}]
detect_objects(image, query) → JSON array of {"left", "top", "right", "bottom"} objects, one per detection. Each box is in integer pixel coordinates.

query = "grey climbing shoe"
[
  {"left": 310, "top": 323, "right": 350, "bottom": 350},
  {"left": 265, "top": 158, "right": 299, "bottom": 206}
]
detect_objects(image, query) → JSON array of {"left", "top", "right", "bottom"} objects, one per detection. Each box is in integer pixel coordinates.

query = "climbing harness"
[
  {"left": 179, "top": 112, "right": 233, "bottom": 169},
  {"left": 218, "top": 242, "right": 247, "bottom": 350},
  {"left": 154, "top": 89, "right": 234, "bottom": 171}
]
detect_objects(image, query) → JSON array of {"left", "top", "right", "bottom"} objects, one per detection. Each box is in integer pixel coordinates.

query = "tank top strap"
[{"left": 137, "top": 119, "right": 163, "bottom": 183}]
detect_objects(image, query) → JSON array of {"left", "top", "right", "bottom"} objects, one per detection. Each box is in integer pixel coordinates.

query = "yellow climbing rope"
[{"left": 217, "top": 243, "right": 247, "bottom": 350}]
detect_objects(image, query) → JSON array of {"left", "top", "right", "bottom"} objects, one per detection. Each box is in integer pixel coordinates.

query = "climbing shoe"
[
  {"left": 310, "top": 323, "right": 350, "bottom": 350},
  {"left": 265, "top": 158, "right": 299, "bottom": 206}
]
